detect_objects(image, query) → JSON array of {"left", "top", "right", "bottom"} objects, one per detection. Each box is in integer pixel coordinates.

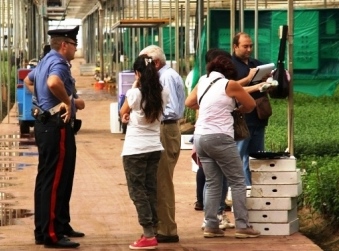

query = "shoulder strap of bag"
[
  {"left": 233, "top": 98, "right": 240, "bottom": 109},
  {"left": 198, "top": 77, "right": 222, "bottom": 105},
  {"left": 277, "top": 25, "right": 288, "bottom": 63}
]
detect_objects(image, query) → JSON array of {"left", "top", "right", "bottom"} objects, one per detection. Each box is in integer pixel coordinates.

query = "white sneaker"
[
  {"left": 226, "top": 187, "right": 233, "bottom": 206},
  {"left": 201, "top": 215, "right": 235, "bottom": 230},
  {"left": 218, "top": 214, "right": 235, "bottom": 229},
  {"left": 201, "top": 218, "right": 206, "bottom": 230}
]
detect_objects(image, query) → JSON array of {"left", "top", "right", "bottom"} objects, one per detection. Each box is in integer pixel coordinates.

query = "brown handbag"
[
  {"left": 232, "top": 100, "right": 250, "bottom": 141},
  {"left": 255, "top": 95, "right": 272, "bottom": 120},
  {"left": 198, "top": 79, "right": 249, "bottom": 141}
]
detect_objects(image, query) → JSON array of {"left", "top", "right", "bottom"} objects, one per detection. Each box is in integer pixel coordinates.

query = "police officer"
[{"left": 24, "top": 25, "right": 84, "bottom": 249}]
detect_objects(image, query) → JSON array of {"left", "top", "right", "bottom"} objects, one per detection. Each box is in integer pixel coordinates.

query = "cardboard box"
[
  {"left": 181, "top": 134, "right": 193, "bottom": 150},
  {"left": 249, "top": 207, "right": 298, "bottom": 223},
  {"left": 246, "top": 197, "right": 297, "bottom": 210},
  {"left": 251, "top": 169, "right": 301, "bottom": 185},
  {"left": 251, "top": 183, "right": 302, "bottom": 198},
  {"left": 250, "top": 156, "right": 297, "bottom": 172},
  {"left": 251, "top": 218, "right": 299, "bottom": 235}
]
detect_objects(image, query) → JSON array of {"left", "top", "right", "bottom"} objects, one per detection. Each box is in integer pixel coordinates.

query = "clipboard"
[{"left": 250, "top": 63, "right": 275, "bottom": 82}]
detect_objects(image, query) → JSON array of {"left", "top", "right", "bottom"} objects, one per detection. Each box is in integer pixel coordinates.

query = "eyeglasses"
[{"left": 65, "top": 41, "right": 77, "bottom": 47}]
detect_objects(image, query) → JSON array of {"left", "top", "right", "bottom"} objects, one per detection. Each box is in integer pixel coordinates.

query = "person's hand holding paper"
[{"left": 250, "top": 63, "right": 275, "bottom": 83}]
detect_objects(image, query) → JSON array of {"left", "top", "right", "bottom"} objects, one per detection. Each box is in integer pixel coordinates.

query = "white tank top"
[{"left": 194, "top": 71, "right": 235, "bottom": 138}]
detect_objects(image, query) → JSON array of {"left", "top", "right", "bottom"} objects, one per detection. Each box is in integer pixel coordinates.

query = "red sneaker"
[{"left": 129, "top": 236, "right": 157, "bottom": 250}]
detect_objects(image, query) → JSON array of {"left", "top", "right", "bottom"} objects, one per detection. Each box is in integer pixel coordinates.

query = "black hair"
[
  {"left": 133, "top": 54, "right": 164, "bottom": 123},
  {"left": 39, "top": 45, "right": 51, "bottom": 61},
  {"left": 205, "top": 48, "right": 231, "bottom": 63},
  {"left": 206, "top": 55, "right": 238, "bottom": 80}
]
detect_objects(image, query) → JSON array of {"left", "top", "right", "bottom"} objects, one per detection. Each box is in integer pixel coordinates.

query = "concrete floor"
[{"left": 0, "top": 58, "right": 323, "bottom": 251}]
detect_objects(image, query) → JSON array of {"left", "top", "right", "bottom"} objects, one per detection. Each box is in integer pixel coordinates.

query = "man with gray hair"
[{"left": 139, "top": 45, "right": 185, "bottom": 243}]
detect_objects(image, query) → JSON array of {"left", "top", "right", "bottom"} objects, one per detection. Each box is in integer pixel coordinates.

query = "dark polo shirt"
[{"left": 232, "top": 54, "right": 269, "bottom": 127}]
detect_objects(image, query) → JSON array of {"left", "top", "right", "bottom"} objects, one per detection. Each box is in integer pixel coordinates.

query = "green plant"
[
  {"left": 0, "top": 50, "right": 8, "bottom": 61},
  {"left": 0, "top": 60, "right": 17, "bottom": 104},
  {"left": 267, "top": 89, "right": 339, "bottom": 226},
  {"left": 266, "top": 89, "right": 339, "bottom": 157},
  {"left": 298, "top": 156, "right": 339, "bottom": 225}
]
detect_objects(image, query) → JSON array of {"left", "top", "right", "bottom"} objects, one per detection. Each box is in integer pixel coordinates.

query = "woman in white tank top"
[{"left": 185, "top": 54, "right": 261, "bottom": 239}]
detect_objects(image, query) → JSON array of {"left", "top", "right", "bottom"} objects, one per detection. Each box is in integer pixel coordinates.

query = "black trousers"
[
  {"left": 33, "top": 119, "right": 76, "bottom": 243},
  {"left": 196, "top": 167, "right": 205, "bottom": 204}
]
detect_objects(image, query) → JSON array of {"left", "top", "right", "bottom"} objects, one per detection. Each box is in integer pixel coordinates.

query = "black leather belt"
[
  {"left": 36, "top": 112, "right": 74, "bottom": 127},
  {"left": 161, "top": 120, "right": 178, "bottom": 124}
]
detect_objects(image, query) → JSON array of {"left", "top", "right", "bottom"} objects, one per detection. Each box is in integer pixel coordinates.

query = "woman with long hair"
[{"left": 120, "top": 54, "right": 169, "bottom": 250}]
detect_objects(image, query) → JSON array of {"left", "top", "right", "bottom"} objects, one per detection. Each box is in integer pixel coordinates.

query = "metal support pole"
[
  {"left": 254, "top": 0, "right": 258, "bottom": 58},
  {"left": 239, "top": 0, "right": 244, "bottom": 32},
  {"left": 158, "top": 0, "right": 163, "bottom": 49},
  {"left": 175, "top": 0, "right": 179, "bottom": 72},
  {"left": 0, "top": 0, "right": 4, "bottom": 120},
  {"left": 197, "top": 0, "right": 203, "bottom": 76},
  {"left": 180, "top": 4, "right": 184, "bottom": 75},
  {"left": 230, "top": 0, "right": 235, "bottom": 50},
  {"left": 98, "top": 7, "right": 104, "bottom": 80},
  {"left": 6, "top": 0, "right": 11, "bottom": 122},
  {"left": 184, "top": 0, "right": 190, "bottom": 74},
  {"left": 169, "top": 0, "right": 173, "bottom": 66},
  {"left": 206, "top": 0, "right": 210, "bottom": 50},
  {"left": 287, "top": 0, "right": 294, "bottom": 155}
]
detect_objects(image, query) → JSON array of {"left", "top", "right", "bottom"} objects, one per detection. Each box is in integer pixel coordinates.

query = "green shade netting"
[{"left": 189, "top": 9, "right": 339, "bottom": 97}]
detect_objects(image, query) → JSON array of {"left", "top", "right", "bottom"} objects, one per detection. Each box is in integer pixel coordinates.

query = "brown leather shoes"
[{"left": 235, "top": 226, "right": 260, "bottom": 238}]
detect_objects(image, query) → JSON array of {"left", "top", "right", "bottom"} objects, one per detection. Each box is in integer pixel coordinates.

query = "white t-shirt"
[
  {"left": 194, "top": 71, "right": 235, "bottom": 138},
  {"left": 185, "top": 70, "right": 194, "bottom": 94},
  {"left": 121, "top": 87, "right": 170, "bottom": 156}
]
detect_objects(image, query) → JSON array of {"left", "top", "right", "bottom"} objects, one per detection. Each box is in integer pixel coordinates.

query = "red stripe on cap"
[{"left": 48, "top": 127, "right": 66, "bottom": 242}]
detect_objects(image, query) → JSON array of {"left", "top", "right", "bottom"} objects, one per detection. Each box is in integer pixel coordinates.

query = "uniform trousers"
[
  {"left": 156, "top": 122, "right": 181, "bottom": 236},
  {"left": 34, "top": 119, "right": 76, "bottom": 243}
]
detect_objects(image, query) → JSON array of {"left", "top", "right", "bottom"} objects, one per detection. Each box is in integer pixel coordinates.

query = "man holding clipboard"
[{"left": 231, "top": 32, "right": 272, "bottom": 186}]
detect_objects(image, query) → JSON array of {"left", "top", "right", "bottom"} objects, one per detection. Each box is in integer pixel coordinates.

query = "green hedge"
[
  {"left": 267, "top": 89, "right": 339, "bottom": 225},
  {"left": 1, "top": 61, "right": 16, "bottom": 102},
  {"left": 266, "top": 90, "right": 339, "bottom": 157}
]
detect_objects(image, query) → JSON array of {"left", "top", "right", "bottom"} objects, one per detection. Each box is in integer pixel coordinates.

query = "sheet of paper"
[{"left": 251, "top": 63, "right": 275, "bottom": 82}]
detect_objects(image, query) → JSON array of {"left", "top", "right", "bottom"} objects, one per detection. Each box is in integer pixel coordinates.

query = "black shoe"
[
  {"left": 44, "top": 237, "right": 80, "bottom": 249},
  {"left": 63, "top": 230, "right": 85, "bottom": 238},
  {"left": 36, "top": 237, "right": 70, "bottom": 245},
  {"left": 224, "top": 205, "right": 232, "bottom": 212},
  {"left": 194, "top": 201, "right": 204, "bottom": 211},
  {"left": 35, "top": 239, "right": 44, "bottom": 245},
  {"left": 156, "top": 234, "right": 179, "bottom": 243}
]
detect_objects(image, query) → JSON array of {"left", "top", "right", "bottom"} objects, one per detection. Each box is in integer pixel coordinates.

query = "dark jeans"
[
  {"left": 123, "top": 151, "right": 161, "bottom": 237},
  {"left": 237, "top": 125, "right": 265, "bottom": 186},
  {"left": 196, "top": 167, "right": 205, "bottom": 204}
]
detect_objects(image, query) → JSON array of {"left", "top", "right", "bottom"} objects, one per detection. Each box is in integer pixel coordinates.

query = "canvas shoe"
[
  {"left": 235, "top": 226, "right": 261, "bottom": 238},
  {"left": 201, "top": 215, "right": 235, "bottom": 230},
  {"left": 203, "top": 227, "right": 225, "bottom": 238},
  {"left": 129, "top": 236, "right": 157, "bottom": 250},
  {"left": 218, "top": 213, "right": 235, "bottom": 229}
]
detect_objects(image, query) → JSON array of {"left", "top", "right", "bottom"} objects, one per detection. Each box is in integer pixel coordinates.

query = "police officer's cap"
[{"left": 47, "top": 25, "right": 79, "bottom": 43}]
